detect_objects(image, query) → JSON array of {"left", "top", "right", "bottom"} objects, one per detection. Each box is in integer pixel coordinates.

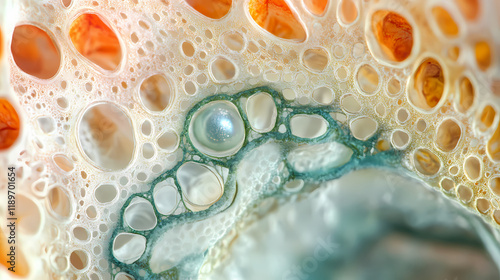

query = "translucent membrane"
[
  {"left": 69, "top": 13, "right": 122, "bottom": 71},
  {"left": 11, "top": 24, "right": 60, "bottom": 79},
  {"left": 371, "top": 10, "right": 413, "bottom": 62},
  {"left": 0, "top": 99, "right": 20, "bottom": 150},
  {"left": 248, "top": 0, "right": 307, "bottom": 41},
  {"left": 303, "top": 0, "right": 328, "bottom": 16},
  {"left": 186, "top": 0, "right": 232, "bottom": 19}
]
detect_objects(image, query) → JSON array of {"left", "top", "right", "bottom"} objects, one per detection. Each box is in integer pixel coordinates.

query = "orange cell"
[
  {"left": 11, "top": 24, "right": 61, "bottom": 79},
  {"left": 69, "top": 13, "right": 122, "bottom": 71},
  {"left": 432, "top": 6, "right": 459, "bottom": 37},
  {"left": 0, "top": 99, "right": 20, "bottom": 150},
  {"left": 248, "top": 0, "right": 307, "bottom": 41},
  {"left": 186, "top": 0, "right": 232, "bottom": 19},
  {"left": 475, "top": 41, "right": 491, "bottom": 71},
  {"left": 0, "top": 27, "right": 3, "bottom": 59},
  {"left": 339, "top": 0, "right": 357, "bottom": 24},
  {"left": 372, "top": 11, "right": 413, "bottom": 62},
  {"left": 456, "top": 0, "right": 479, "bottom": 20},
  {"left": 304, "top": 0, "right": 328, "bottom": 16},
  {"left": 0, "top": 229, "right": 29, "bottom": 276},
  {"left": 488, "top": 120, "right": 500, "bottom": 161},
  {"left": 413, "top": 58, "right": 444, "bottom": 109}
]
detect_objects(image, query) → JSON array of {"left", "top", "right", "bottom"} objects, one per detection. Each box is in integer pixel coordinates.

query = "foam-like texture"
[{"left": 0, "top": 0, "right": 500, "bottom": 279}]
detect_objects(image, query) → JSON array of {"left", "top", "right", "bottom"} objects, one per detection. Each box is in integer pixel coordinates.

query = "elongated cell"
[
  {"left": 409, "top": 58, "right": 445, "bottom": 111},
  {"left": 246, "top": 92, "right": 277, "bottom": 133},
  {"left": 0, "top": 99, "right": 20, "bottom": 150},
  {"left": 11, "top": 24, "right": 61, "bottom": 79},
  {"left": 248, "top": 0, "right": 307, "bottom": 41},
  {"left": 371, "top": 10, "right": 414, "bottom": 62},
  {"left": 69, "top": 13, "right": 122, "bottom": 71}
]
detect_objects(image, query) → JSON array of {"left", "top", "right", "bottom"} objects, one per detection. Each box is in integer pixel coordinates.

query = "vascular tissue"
[{"left": 1, "top": 0, "right": 500, "bottom": 279}]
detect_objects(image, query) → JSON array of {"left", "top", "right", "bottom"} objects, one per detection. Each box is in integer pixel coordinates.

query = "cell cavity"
[
  {"left": 246, "top": 92, "right": 277, "bottom": 133},
  {"left": 176, "top": 162, "right": 224, "bottom": 211},
  {"left": 287, "top": 142, "right": 353, "bottom": 173}
]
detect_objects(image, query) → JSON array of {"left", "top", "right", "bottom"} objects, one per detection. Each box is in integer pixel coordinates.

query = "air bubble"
[
  {"left": 333, "top": 45, "right": 345, "bottom": 59},
  {"left": 336, "top": 66, "right": 348, "bottom": 81},
  {"left": 387, "top": 78, "right": 401, "bottom": 96},
  {"left": 57, "top": 97, "right": 68, "bottom": 109},
  {"left": 142, "top": 143, "right": 155, "bottom": 159},
  {"left": 141, "top": 120, "right": 152, "bottom": 136},
  {"left": 416, "top": 119, "right": 427, "bottom": 132}
]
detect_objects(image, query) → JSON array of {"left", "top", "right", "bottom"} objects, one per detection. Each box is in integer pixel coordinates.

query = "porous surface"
[{"left": 0, "top": 0, "right": 499, "bottom": 279}]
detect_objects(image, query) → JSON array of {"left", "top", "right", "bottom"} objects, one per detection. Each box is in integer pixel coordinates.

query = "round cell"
[
  {"left": 176, "top": 162, "right": 223, "bottom": 211},
  {"left": 246, "top": 92, "right": 277, "bottom": 133},
  {"left": 154, "top": 182, "right": 180, "bottom": 215},
  {"left": 77, "top": 102, "right": 135, "bottom": 170},
  {"left": 189, "top": 101, "right": 245, "bottom": 157}
]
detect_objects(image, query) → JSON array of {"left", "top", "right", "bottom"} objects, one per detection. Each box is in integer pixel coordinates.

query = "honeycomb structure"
[{"left": 0, "top": 0, "right": 500, "bottom": 279}]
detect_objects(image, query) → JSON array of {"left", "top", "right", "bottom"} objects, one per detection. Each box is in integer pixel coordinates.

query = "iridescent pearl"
[{"left": 189, "top": 101, "right": 245, "bottom": 157}]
